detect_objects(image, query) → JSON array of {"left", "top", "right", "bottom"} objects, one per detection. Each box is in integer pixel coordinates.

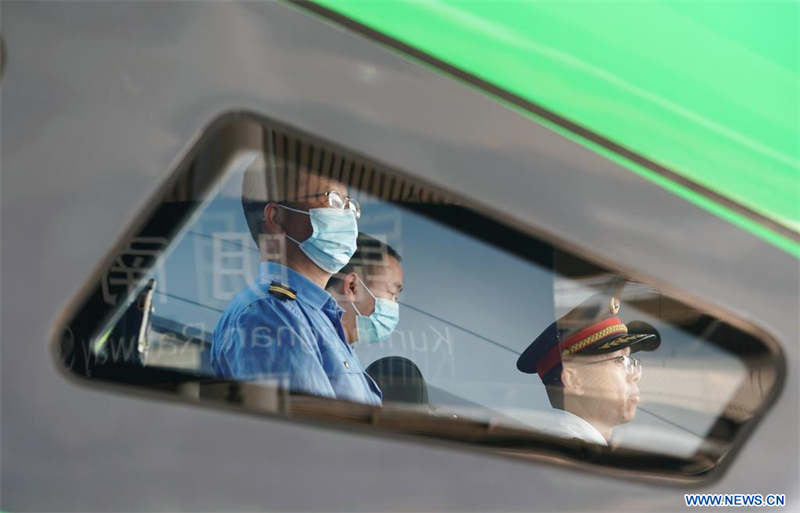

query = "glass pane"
[{"left": 57, "top": 114, "right": 781, "bottom": 480}]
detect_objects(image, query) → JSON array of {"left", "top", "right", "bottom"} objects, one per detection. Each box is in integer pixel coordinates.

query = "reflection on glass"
[{"left": 63, "top": 116, "right": 779, "bottom": 479}]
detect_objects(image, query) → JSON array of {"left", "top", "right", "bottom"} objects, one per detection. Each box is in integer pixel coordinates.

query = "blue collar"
[{"left": 259, "top": 262, "right": 338, "bottom": 312}]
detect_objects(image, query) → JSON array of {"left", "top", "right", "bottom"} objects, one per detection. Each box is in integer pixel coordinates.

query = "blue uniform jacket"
[{"left": 211, "top": 262, "right": 382, "bottom": 406}]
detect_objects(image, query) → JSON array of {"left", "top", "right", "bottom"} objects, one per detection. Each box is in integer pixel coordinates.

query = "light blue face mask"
[
  {"left": 351, "top": 276, "right": 400, "bottom": 344},
  {"left": 280, "top": 205, "right": 358, "bottom": 274}
]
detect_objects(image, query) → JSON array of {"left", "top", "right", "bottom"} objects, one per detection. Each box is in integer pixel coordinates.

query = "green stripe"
[{"left": 310, "top": 0, "right": 800, "bottom": 256}]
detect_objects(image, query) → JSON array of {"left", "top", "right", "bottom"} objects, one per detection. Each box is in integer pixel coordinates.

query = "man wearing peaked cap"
[{"left": 517, "top": 292, "right": 660, "bottom": 446}]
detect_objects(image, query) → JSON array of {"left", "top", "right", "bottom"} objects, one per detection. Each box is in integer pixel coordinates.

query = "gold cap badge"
[{"left": 609, "top": 297, "right": 620, "bottom": 315}]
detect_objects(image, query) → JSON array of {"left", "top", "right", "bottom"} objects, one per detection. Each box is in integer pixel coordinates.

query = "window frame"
[{"left": 52, "top": 111, "right": 787, "bottom": 486}]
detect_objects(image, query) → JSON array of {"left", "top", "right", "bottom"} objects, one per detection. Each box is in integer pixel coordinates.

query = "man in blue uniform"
[
  {"left": 211, "top": 162, "right": 382, "bottom": 406},
  {"left": 326, "top": 233, "right": 403, "bottom": 346}
]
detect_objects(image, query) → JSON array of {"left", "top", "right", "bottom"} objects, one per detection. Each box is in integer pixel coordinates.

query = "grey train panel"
[{"left": 1, "top": 1, "right": 797, "bottom": 511}]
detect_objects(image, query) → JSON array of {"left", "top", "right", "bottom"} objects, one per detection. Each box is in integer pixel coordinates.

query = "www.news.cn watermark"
[{"left": 685, "top": 494, "right": 786, "bottom": 507}]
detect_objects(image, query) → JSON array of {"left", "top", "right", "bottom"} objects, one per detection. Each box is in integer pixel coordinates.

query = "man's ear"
[
  {"left": 561, "top": 366, "right": 584, "bottom": 396},
  {"left": 263, "top": 203, "right": 285, "bottom": 233},
  {"left": 342, "top": 272, "right": 359, "bottom": 302}
]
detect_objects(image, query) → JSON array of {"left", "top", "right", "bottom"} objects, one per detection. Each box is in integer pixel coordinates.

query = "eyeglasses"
[
  {"left": 290, "top": 190, "right": 361, "bottom": 219},
  {"left": 574, "top": 354, "right": 641, "bottom": 376}
]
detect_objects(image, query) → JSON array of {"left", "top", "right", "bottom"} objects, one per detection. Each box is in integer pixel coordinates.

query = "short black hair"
[
  {"left": 326, "top": 233, "right": 402, "bottom": 292},
  {"left": 241, "top": 156, "right": 279, "bottom": 247},
  {"left": 240, "top": 156, "right": 317, "bottom": 247}
]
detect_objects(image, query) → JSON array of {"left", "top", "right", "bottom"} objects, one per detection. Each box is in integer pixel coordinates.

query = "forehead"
[
  {"left": 365, "top": 255, "right": 403, "bottom": 283},
  {"left": 597, "top": 346, "right": 631, "bottom": 360},
  {"left": 297, "top": 172, "right": 348, "bottom": 197}
]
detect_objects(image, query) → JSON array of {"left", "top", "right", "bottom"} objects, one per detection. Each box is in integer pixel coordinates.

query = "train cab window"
[{"left": 57, "top": 113, "right": 782, "bottom": 483}]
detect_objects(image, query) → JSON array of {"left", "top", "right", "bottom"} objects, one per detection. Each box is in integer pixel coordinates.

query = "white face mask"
[
  {"left": 351, "top": 275, "right": 399, "bottom": 344},
  {"left": 279, "top": 205, "right": 358, "bottom": 274}
]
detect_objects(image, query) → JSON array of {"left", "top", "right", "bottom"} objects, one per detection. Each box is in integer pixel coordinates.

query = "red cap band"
[{"left": 535, "top": 317, "right": 626, "bottom": 378}]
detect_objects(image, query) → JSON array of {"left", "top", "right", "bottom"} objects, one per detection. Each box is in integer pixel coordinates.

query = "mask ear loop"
[
  {"left": 351, "top": 275, "right": 378, "bottom": 316},
  {"left": 277, "top": 204, "right": 310, "bottom": 216},
  {"left": 273, "top": 204, "right": 310, "bottom": 246},
  {"left": 356, "top": 274, "right": 378, "bottom": 301},
  {"left": 262, "top": 203, "right": 311, "bottom": 222}
]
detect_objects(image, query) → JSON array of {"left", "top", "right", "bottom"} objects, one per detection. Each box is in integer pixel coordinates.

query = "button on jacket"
[{"left": 211, "top": 262, "right": 382, "bottom": 406}]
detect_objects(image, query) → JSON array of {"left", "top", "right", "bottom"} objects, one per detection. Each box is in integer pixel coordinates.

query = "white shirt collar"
[{"left": 543, "top": 409, "right": 608, "bottom": 446}]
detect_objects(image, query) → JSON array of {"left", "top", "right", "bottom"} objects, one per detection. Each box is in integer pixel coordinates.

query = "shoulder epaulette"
[{"left": 268, "top": 281, "right": 297, "bottom": 301}]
